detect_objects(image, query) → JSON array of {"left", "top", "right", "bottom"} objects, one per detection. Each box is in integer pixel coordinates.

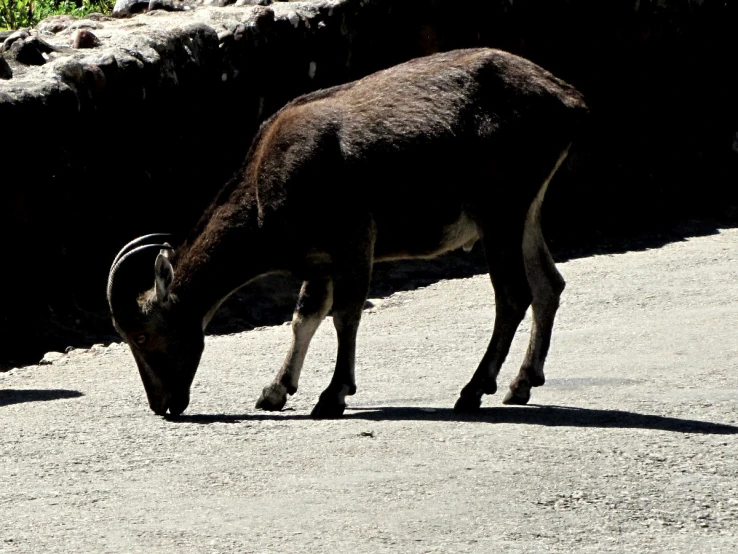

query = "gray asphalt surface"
[{"left": 3, "top": 229, "right": 738, "bottom": 553}]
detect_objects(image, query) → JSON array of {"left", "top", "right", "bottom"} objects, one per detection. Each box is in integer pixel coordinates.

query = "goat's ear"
[{"left": 154, "top": 249, "right": 174, "bottom": 304}]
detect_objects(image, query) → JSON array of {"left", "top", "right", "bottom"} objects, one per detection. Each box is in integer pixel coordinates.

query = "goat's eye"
[{"left": 134, "top": 334, "right": 148, "bottom": 346}]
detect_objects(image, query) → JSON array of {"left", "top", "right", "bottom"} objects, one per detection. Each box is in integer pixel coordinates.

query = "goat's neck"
[{"left": 170, "top": 197, "right": 274, "bottom": 329}]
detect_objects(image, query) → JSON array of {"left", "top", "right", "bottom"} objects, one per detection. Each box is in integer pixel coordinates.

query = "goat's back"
[
  {"left": 281, "top": 48, "right": 586, "bottom": 154},
  {"left": 192, "top": 48, "right": 587, "bottom": 262},
  {"left": 252, "top": 48, "right": 584, "bottom": 206}
]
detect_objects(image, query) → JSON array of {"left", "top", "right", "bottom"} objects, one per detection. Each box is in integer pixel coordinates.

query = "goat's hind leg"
[
  {"left": 503, "top": 218, "right": 565, "bottom": 405},
  {"left": 503, "top": 149, "right": 569, "bottom": 405},
  {"left": 454, "top": 229, "right": 532, "bottom": 413},
  {"left": 256, "top": 278, "right": 333, "bottom": 411}
]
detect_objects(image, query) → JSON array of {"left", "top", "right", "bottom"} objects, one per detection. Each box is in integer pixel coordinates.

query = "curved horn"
[
  {"left": 111, "top": 233, "right": 174, "bottom": 269},
  {"left": 107, "top": 243, "right": 174, "bottom": 322}
]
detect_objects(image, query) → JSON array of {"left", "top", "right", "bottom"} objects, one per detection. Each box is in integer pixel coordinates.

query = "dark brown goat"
[{"left": 108, "top": 48, "right": 588, "bottom": 418}]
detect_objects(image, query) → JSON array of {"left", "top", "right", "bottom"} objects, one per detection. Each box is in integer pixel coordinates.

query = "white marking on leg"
[
  {"left": 281, "top": 311, "right": 325, "bottom": 390},
  {"left": 267, "top": 280, "right": 333, "bottom": 401}
]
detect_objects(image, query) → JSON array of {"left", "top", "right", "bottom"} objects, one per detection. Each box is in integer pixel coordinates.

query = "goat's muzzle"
[
  {"left": 167, "top": 393, "right": 190, "bottom": 416},
  {"left": 149, "top": 391, "right": 190, "bottom": 417}
]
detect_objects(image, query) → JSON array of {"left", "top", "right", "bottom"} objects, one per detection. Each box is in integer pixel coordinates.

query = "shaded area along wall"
[{"left": 1, "top": 0, "right": 736, "bottom": 366}]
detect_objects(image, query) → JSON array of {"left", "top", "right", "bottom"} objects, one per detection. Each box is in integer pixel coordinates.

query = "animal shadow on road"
[
  {"left": 0, "top": 389, "right": 83, "bottom": 408},
  {"left": 168, "top": 405, "right": 738, "bottom": 435}
]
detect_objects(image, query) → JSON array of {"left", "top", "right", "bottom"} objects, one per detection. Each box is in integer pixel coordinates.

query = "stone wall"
[{"left": 1, "top": 0, "right": 736, "bottom": 366}]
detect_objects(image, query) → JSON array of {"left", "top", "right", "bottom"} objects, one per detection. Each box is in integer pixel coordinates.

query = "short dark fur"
[{"left": 109, "top": 48, "right": 588, "bottom": 417}]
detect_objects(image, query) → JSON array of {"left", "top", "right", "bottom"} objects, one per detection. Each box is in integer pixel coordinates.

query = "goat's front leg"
[
  {"left": 256, "top": 278, "right": 333, "bottom": 411},
  {"left": 311, "top": 241, "right": 374, "bottom": 419}
]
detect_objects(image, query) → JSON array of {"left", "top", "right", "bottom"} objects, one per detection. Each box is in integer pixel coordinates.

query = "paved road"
[{"left": 3, "top": 229, "right": 738, "bottom": 553}]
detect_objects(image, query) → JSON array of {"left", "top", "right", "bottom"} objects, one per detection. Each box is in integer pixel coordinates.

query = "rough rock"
[
  {"left": 203, "top": 0, "right": 235, "bottom": 7},
  {"left": 35, "top": 15, "right": 79, "bottom": 34},
  {"left": 111, "top": 0, "right": 151, "bottom": 17},
  {"left": 112, "top": 0, "right": 196, "bottom": 16},
  {"left": 86, "top": 13, "right": 113, "bottom": 21},
  {"left": 38, "top": 351, "right": 65, "bottom": 365},
  {"left": 0, "top": 55, "right": 11, "bottom": 79},
  {"left": 37, "top": 16, "right": 108, "bottom": 35},
  {"left": 71, "top": 29, "right": 102, "bottom": 49},
  {"left": 148, "top": 0, "right": 190, "bottom": 12},
  {"left": 1, "top": 30, "right": 30, "bottom": 51},
  {"left": 6, "top": 37, "right": 53, "bottom": 65}
]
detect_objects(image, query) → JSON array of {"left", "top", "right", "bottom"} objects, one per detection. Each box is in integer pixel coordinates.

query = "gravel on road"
[{"left": 3, "top": 229, "right": 738, "bottom": 553}]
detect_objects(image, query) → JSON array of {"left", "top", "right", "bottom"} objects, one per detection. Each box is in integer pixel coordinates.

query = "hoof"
[
  {"left": 502, "top": 388, "right": 531, "bottom": 406},
  {"left": 453, "top": 394, "right": 482, "bottom": 414},
  {"left": 503, "top": 377, "right": 532, "bottom": 405},
  {"left": 255, "top": 384, "right": 288, "bottom": 411},
  {"left": 310, "top": 399, "right": 346, "bottom": 419}
]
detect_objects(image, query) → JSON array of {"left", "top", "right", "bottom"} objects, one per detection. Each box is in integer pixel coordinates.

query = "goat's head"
[{"left": 107, "top": 234, "right": 204, "bottom": 416}]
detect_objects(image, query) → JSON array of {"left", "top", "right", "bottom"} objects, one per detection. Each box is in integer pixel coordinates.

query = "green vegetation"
[{"left": 0, "top": 0, "right": 113, "bottom": 31}]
